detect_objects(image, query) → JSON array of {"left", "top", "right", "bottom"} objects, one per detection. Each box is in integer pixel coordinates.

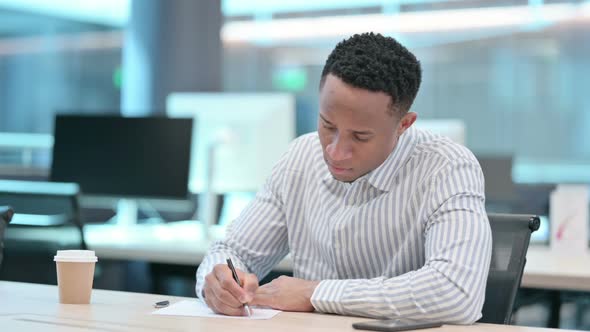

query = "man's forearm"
[{"left": 310, "top": 263, "right": 487, "bottom": 324}]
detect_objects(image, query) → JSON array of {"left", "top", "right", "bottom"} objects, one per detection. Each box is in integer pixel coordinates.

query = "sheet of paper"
[{"left": 151, "top": 300, "right": 281, "bottom": 320}]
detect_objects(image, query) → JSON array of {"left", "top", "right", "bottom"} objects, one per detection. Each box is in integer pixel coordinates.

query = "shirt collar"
[
  {"left": 320, "top": 126, "right": 417, "bottom": 192},
  {"left": 366, "top": 126, "right": 417, "bottom": 192}
]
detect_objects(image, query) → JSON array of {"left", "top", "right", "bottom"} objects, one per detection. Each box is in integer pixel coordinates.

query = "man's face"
[{"left": 318, "top": 74, "right": 415, "bottom": 183}]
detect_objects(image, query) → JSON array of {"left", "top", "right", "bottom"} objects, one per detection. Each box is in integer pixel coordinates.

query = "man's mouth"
[{"left": 327, "top": 162, "right": 352, "bottom": 174}]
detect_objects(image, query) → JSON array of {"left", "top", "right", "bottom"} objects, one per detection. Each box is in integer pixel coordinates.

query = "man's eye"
[
  {"left": 355, "top": 136, "right": 370, "bottom": 142},
  {"left": 323, "top": 124, "right": 336, "bottom": 130}
]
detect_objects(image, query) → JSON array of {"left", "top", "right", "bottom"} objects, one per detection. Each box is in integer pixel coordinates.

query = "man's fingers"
[
  {"left": 207, "top": 267, "right": 244, "bottom": 308},
  {"left": 214, "top": 300, "right": 246, "bottom": 316},
  {"left": 203, "top": 287, "right": 219, "bottom": 313},
  {"left": 213, "top": 264, "right": 248, "bottom": 303},
  {"left": 209, "top": 276, "right": 244, "bottom": 309},
  {"left": 204, "top": 285, "right": 246, "bottom": 316}
]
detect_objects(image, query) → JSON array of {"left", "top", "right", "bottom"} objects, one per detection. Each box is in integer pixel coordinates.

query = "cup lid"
[{"left": 54, "top": 250, "right": 98, "bottom": 263}]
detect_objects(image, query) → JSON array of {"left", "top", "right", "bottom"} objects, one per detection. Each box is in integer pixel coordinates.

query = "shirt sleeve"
[
  {"left": 195, "top": 143, "right": 293, "bottom": 299},
  {"left": 310, "top": 157, "right": 492, "bottom": 324}
]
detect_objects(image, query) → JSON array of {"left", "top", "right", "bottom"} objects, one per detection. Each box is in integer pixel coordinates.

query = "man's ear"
[{"left": 396, "top": 112, "right": 417, "bottom": 136}]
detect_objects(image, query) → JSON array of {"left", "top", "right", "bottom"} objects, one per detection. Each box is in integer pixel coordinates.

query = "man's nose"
[{"left": 326, "top": 136, "right": 352, "bottom": 161}]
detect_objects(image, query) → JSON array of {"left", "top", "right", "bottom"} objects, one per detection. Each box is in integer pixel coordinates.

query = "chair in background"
[
  {"left": 479, "top": 213, "right": 540, "bottom": 324},
  {"left": 0, "top": 180, "right": 84, "bottom": 284},
  {"left": 0, "top": 206, "right": 14, "bottom": 269}
]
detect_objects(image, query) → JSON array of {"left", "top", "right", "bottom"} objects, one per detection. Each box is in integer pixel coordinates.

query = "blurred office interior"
[{"left": 1, "top": 0, "right": 590, "bottom": 329}]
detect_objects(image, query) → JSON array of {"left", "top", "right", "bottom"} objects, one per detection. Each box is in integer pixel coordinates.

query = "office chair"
[
  {"left": 479, "top": 213, "right": 540, "bottom": 324},
  {"left": 0, "top": 180, "right": 85, "bottom": 284},
  {"left": 0, "top": 206, "right": 14, "bottom": 269}
]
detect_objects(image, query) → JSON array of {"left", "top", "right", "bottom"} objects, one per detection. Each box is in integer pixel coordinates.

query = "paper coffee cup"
[{"left": 54, "top": 250, "right": 98, "bottom": 304}]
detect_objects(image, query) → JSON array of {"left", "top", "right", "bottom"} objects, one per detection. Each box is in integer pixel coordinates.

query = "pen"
[
  {"left": 153, "top": 300, "right": 170, "bottom": 308},
  {"left": 226, "top": 258, "right": 252, "bottom": 317}
]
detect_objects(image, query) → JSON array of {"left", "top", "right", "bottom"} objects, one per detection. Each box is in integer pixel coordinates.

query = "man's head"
[{"left": 318, "top": 33, "right": 422, "bottom": 182}]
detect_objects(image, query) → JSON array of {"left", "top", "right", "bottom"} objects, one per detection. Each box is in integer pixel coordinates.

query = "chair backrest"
[
  {"left": 0, "top": 180, "right": 84, "bottom": 249},
  {"left": 0, "top": 182, "right": 85, "bottom": 284},
  {"left": 479, "top": 213, "right": 540, "bottom": 324},
  {"left": 0, "top": 206, "right": 15, "bottom": 268},
  {"left": 0, "top": 180, "right": 80, "bottom": 225}
]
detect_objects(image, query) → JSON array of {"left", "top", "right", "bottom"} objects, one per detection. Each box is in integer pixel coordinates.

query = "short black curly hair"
[{"left": 320, "top": 32, "right": 422, "bottom": 115}]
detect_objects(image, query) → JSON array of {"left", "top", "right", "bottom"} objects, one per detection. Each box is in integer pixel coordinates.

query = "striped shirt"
[{"left": 196, "top": 126, "right": 492, "bottom": 324}]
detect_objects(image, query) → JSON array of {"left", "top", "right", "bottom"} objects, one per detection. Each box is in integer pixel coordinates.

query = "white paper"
[
  {"left": 151, "top": 300, "right": 281, "bottom": 320},
  {"left": 550, "top": 184, "right": 589, "bottom": 255}
]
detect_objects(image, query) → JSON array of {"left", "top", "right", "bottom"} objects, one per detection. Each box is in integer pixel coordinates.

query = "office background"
[
  {"left": 1, "top": 0, "right": 589, "bottom": 181},
  {"left": 1, "top": 0, "right": 589, "bottom": 330}
]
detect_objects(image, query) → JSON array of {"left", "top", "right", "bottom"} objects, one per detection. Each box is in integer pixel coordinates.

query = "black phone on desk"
[{"left": 352, "top": 319, "right": 443, "bottom": 332}]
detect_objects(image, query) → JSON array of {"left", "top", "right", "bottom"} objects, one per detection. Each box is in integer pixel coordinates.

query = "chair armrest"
[{"left": 0, "top": 206, "right": 14, "bottom": 224}]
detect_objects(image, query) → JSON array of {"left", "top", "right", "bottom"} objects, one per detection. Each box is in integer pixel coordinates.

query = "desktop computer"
[
  {"left": 167, "top": 93, "right": 295, "bottom": 194},
  {"left": 166, "top": 92, "right": 296, "bottom": 230},
  {"left": 50, "top": 114, "right": 194, "bottom": 224},
  {"left": 413, "top": 118, "right": 466, "bottom": 145}
]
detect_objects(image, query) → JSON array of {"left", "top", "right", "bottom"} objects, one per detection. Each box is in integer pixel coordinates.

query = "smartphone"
[{"left": 352, "top": 319, "right": 443, "bottom": 332}]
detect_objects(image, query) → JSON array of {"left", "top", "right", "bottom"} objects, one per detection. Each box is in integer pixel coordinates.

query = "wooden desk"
[{"left": 0, "top": 281, "right": 580, "bottom": 332}]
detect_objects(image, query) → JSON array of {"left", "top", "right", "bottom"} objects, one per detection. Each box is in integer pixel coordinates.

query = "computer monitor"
[
  {"left": 476, "top": 155, "right": 517, "bottom": 204},
  {"left": 413, "top": 118, "right": 466, "bottom": 145},
  {"left": 166, "top": 93, "right": 295, "bottom": 194},
  {"left": 166, "top": 93, "right": 295, "bottom": 231},
  {"left": 50, "top": 114, "right": 193, "bottom": 223}
]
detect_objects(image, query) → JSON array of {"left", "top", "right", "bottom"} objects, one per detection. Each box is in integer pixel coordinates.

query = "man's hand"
[
  {"left": 202, "top": 264, "right": 259, "bottom": 316},
  {"left": 251, "top": 276, "right": 320, "bottom": 312}
]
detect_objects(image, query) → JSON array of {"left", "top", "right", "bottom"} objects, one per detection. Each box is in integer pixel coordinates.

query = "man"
[{"left": 196, "top": 32, "right": 492, "bottom": 324}]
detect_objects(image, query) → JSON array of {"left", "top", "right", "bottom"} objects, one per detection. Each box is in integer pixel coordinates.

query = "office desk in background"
[
  {"left": 0, "top": 281, "right": 583, "bottom": 332},
  {"left": 6, "top": 221, "right": 590, "bottom": 288},
  {"left": 85, "top": 223, "right": 590, "bottom": 291},
  {"left": 518, "top": 248, "right": 590, "bottom": 329},
  {"left": 523, "top": 248, "right": 590, "bottom": 292}
]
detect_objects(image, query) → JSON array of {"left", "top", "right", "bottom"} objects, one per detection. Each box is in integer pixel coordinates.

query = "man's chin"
[{"left": 330, "top": 172, "right": 358, "bottom": 183}]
